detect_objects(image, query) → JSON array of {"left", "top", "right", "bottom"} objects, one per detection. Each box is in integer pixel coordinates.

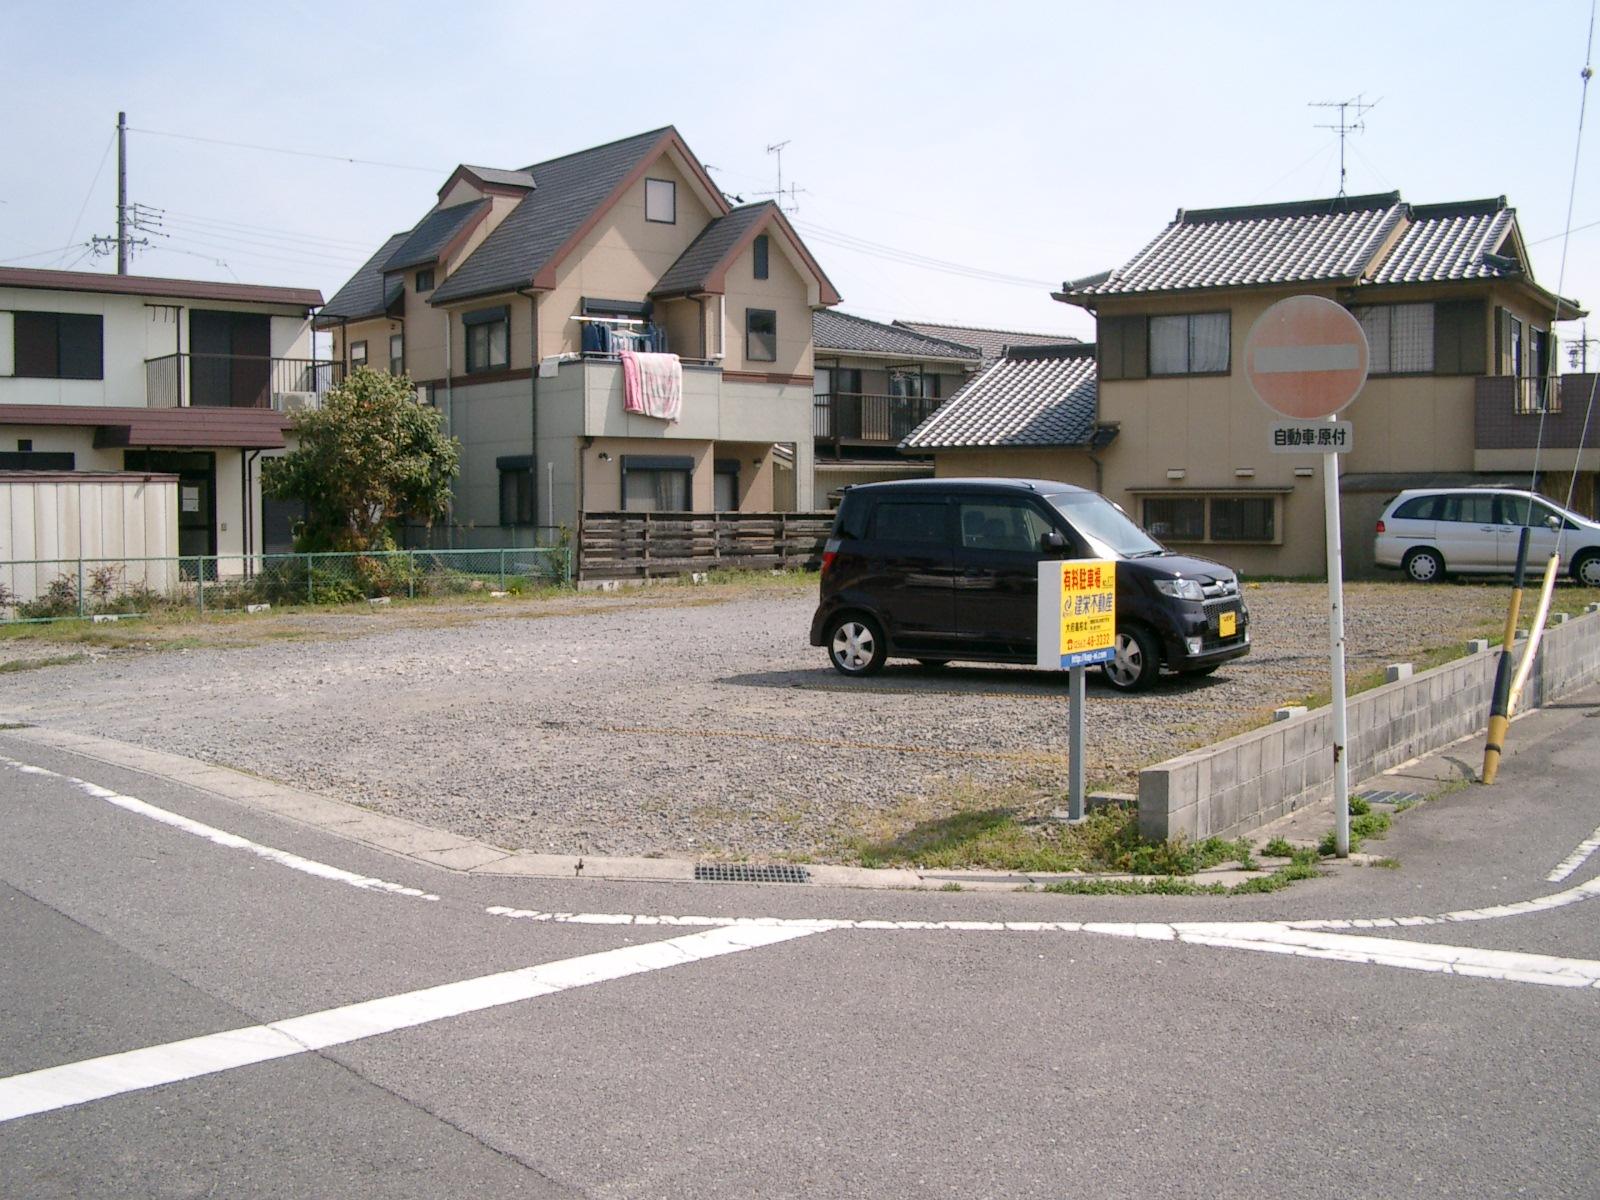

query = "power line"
[
  {"left": 128, "top": 126, "right": 445, "bottom": 174},
  {"left": 795, "top": 219, "right": 1056, "bottom": 289},
  {"left": 57, "top": 130, "right": 116, "bottom": 267},
  {"left": 154, "top": 207, "right": 377, "bottom": 250},
  {"left": 0, "top": 244, "right": 89, "bottom": 265},
  {"left": 155, "top": 218, "right": 367, "bottom": 264}
]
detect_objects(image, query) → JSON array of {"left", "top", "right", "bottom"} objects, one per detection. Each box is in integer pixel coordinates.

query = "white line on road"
[
  {"left": 1547, "top": 823, "right": 1600, "bottom": 883},
  {"left": 484, "top": 903, "right": 1600, "bottom": 990},
  {"left": 0, "top": 754, "right": 439, "bottom": 902},
  {"left": 0, "top": 922, "right": 820, "bottom": 1124}
]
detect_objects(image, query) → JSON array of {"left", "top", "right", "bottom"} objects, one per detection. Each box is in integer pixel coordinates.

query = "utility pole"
[
  {"left": 1309, "top": 95, "right": 1379, "bottom": 197},
  {"left": 116, "top": 111, "right": 128, "bottom": 274}
]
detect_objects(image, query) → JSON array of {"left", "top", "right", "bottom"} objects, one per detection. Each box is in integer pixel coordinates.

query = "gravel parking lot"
[{"left": 0, "top": 579, "right": 1563, "bottom": 860}]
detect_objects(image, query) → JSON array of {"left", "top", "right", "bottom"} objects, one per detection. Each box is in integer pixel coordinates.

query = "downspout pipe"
[{"left": 517, "top": 288, "right": 542, "bottom": 535}]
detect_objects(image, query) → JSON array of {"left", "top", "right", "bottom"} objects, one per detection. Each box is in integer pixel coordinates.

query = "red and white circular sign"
[{"left": 1243, "top": 295, "right": 1370, "bottom": 419}]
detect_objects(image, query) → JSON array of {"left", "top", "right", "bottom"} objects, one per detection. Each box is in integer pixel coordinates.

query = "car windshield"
[{"left": 1048, "top": 492, "right": 1166, "bottom": 558}]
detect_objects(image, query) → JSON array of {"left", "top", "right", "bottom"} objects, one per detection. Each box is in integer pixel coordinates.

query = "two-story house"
[
  {"left": 317, "top": 127, "right": 841, "bottom": 539},
  {"left": 0, "top": 267, "right": 328, "bottom": 565},
  {"left": 809, "top": 310, "right": 980, "bottom": 497},
  {"left": 1048, "top": 192, "right": 1589, "bottom": 576}
]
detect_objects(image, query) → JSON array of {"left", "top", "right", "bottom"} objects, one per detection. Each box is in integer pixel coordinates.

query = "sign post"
[
  {"left": 1037, "top": 559, "right": 1117, "bottom": 820},
  {"left": 1244, "top": 295, "right": 1369, "bottom": 858}
]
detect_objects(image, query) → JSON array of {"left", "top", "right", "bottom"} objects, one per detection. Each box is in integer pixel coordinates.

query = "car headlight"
[{"left": 1153, "top": 578, "right": 1205, "bottom": 602}]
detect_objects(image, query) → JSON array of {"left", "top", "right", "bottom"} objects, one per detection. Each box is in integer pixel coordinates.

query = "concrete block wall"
[{"left": 1137, "top": 610, "right": 1600, "bottom": 843}]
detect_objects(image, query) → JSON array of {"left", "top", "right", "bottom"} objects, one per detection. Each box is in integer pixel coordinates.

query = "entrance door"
[
  {"left": 125, "top": 450, "right": 217, "bottom": 561},
  {"left": 190, "top": 310, "right": 271, "bottom": 407}
]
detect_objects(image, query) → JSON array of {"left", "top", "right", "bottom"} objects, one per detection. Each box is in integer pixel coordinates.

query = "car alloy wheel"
[
  {"left": 828, "top": 616, "right": 886, "bottom": 676},
  {"left": 1576, "top": 552, "right": 1600, "bottom": 588},
  {"left": 1103, "top": 626, "right": 1159, "bottom": 692}
]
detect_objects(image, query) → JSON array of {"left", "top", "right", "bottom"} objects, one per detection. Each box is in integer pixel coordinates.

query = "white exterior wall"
[{"left": 0, "top": 475, "right": 178, "bottom": 603}]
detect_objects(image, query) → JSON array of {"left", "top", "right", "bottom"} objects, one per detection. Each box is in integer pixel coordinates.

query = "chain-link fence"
[{"left": 0, "top": 548, "right": 573, "bottom": 623}]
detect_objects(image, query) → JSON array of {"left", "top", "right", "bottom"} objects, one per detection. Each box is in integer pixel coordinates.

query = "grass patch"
[
  {"left": 1319, "top": 809, "right": 1392, "bottom": 857},
  {"left": 0, "top": 653, "right": 87, "bottom": 673},
  {"left": 1042, "top": 848, "right": 1324, "bottom": 896},
  {"left": 1368, "top": 857, "right": 1402, "bottom": 869},
  {"left": 1261, "top": 836, "right": 1297, "bottom": 857}
]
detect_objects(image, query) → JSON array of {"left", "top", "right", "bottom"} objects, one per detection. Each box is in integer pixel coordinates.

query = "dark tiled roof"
[
  {"left": 1366, "top": 199, "right": 1517, "bottom": 284},
  {"left": 1067, "top": 192, "right": 1406, "bottom": 298},
  {"left": 813, "top": 310, "right": 981, "bottom": 361},
  {"left": 0, "top": 267, "right": 321, "bottom": 308},
  {"left": 430, "top": 127, "right": 673, "bottom": 304},
  {"left": 902, "top": 344, "right": 1097, "bottom": 450},
  {"left": 894, "top": 320, "right": 1077, "bottom": 360},
  {"left": 459, "top": 165, "right": 536, "bottom": 190},
  {"left": 651, "top": 204, "right": 773, "bottom": 297},
  {"left": 317, "top": 231, "right": 409, "bottom": 324},
  {"left": 384, "top": 201, "right": 487, "bottom": 272}
]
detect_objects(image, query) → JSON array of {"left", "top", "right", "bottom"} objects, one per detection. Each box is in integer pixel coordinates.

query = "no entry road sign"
[{"left": 1244, "top": 295, "right": 1370, "bottom": 419}]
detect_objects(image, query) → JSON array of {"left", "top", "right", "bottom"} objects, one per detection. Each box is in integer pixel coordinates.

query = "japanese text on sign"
[
  {"left": 1057, "top": 560, "right": 1116, "bottom": 666},
  {"left": 1269, "top": 420, "right": 1353, "bottom": 454}
]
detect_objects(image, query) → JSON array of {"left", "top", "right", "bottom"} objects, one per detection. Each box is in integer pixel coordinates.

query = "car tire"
[
  {"left": 1402, "top": 547, "right": 1445, "bottom": 583},
  {"left": 1572, "top": 551, "right": 1600, "bottom": 588},
  {"left": 1103, "top": 624, "right": 1161, "bottom": 692},
  {"left": 826, "top": 613, "right": 887, "bottom": 677}
]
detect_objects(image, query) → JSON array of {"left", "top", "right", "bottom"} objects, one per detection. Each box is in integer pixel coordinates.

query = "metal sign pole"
[
  {"left": 1324, "top": 419, "right": 1350, "bottom": 857},
  {"left": 1068, "top": 664, "right": 1086, "bottom": 821}
]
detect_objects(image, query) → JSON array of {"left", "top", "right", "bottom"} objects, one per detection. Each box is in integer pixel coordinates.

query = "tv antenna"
[
  {"left": 754, "top": 139, "right": 806, "bottom": 213},
  {"left": 1309, "top": 94, "right": 1380, "bottom": 196}
]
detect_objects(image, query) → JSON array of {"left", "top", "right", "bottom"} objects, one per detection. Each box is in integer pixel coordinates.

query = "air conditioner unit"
[{"left": 274, "top": 391, "right": 318, "bottom": 413}]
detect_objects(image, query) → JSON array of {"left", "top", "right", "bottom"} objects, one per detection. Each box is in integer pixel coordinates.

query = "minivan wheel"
[
  {"left": 1573, "top": 551, "right": 1600, "bottom": 588},
  {"left": 827, "top": 614, "right": 887, "bottom": 677},
  {"left": 1103, "top": 625, "right": 1161, "bottom": 692},
  {"left": 1403, "top": 547, "right": 1445, "bottom": 583}
]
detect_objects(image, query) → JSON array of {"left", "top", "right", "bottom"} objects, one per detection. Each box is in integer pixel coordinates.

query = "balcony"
[
  {"left": 145, "top": 353, "right": 343, "bottom": 413},
  {"left": 1475, "top": 374, "right": 1597, "bottom": 449},
  {"left": 813, "top": 392, "right": 941, "bottom": 446}
]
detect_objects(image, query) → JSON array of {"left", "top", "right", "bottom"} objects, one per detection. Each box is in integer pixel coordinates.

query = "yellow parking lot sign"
[{"left": 1036, "top": 560, "right": 1116, "bottom": 670}]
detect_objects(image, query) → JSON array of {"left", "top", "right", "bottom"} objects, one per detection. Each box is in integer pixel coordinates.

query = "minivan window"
[
  {"left": 869, "top": 499, "right": 947, "bottom": 544},
  {"left": 957, "top": 501, "right": 1055, "bottom": 553},
  {"left": 1393, "top": 496, "right": 1438, "bottom": 520},
  {"left": 1048, "top": 492, "right": 1164, "bottom": 557},
  {"left": 1439, "top": 494, "right": 1501, "bottom": 524}
]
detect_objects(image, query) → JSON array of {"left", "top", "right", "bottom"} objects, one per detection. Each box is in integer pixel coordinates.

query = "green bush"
[{"left": 17, "top": 574, "right": 79, "bottom": 619}]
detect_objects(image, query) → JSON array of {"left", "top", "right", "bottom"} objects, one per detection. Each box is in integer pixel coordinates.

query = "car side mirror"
[
  {"left": 1040, "top": 530, "right": 1067, "bottom": 553},
  {"left": 1546, "top": 516, "right": 1561, "bottom": 531}
]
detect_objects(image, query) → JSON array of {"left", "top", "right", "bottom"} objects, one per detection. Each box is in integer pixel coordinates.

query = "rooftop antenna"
[
  {"left": 754, "top": 139, "right": 806, "bottom": 213},
  {"left": 1309, "top": 94, "right": 1380, "bottom": 197}
]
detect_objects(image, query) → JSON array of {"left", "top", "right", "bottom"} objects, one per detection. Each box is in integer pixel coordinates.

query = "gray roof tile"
[
  {"left": 1366, "top": 199, "right": 1517, "bottom": 284},
  {"left": 430, "top": 128, "right": 673, "bottom": 305},
  {"left": 902, "top": 344, "right": 1097, "bottom": 450},
  {"left": 384, "top": 201, "right": 487, "bottom": 272},
  {"left": 893, "top": 320, "right": 1077, "bottom": 360},
  {"left": 813, "top": 310, "right": 981, "bottom": 361},
  {"left": 317, "top": 231, "right": 409, "bottom": 324},
  {"left": 459, "top": 164, "right": 536, "bottom": 189},
  {"left": 651, "top": 204, "right": 772, "bottom": 297},
  {"left": 1068, "top": 192, "right": 1406, "bottom": 297}
]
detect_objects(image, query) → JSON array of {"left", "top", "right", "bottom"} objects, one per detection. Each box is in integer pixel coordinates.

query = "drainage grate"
[
  {"left": 1354, "top": 788, "right": 1424, "bottom": 806},
  {"left": 694, "top": 863, "right": 811, "bottom": 885}
]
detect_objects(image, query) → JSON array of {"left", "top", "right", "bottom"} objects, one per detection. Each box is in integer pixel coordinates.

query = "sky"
[{"left": 3, "top": 0, "right": 1597, "bottom": 350}]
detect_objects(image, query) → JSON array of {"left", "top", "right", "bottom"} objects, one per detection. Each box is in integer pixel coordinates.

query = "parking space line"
[
  {"left": 0, "top": 754, "right": 439, "bottom": 902},
  {"left": 1547, "top": 822, "right": 1600, "bottom": 883},
  {"left": 0, "top": 922, "right": 821, "bottom": 1124}
]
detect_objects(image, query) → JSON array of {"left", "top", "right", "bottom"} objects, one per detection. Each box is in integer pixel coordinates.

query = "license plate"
[{"left": 1219, "top": 611, "right": 1237, "bottom": 638}]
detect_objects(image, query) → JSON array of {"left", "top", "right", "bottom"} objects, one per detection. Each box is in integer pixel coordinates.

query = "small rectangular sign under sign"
[
  {"left": 1036, "top": 560, "right": 1117, "bottom": 670},
  {"left": 1270, "top": 420, "right": 1353, "bottom": 453}
]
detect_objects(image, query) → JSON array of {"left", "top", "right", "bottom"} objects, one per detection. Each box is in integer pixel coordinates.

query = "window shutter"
[
  {"left": 1124, "top": 314, "right": 1148, "bottom": 379},
  {"left": 1098, "top": 317, "right": 1126, "bottom": 381},
  {"left": 13, "top": 312, "right": 57, "bottom": 377},
  {"left": 1495, "top": 307, "right": 1511, "bottom": 375},
  {"left": 1434, "top": 300, "right": 1485, "bottom": 376}
]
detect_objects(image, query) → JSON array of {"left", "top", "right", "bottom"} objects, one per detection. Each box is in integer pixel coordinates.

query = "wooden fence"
[{"left": 579, "top": 511, "right": 834, "bottom": 580}]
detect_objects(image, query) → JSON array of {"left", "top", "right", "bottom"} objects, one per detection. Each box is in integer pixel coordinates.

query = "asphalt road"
[{"left": 2, "top": 700, "right": 1599, "bottom": 1199}]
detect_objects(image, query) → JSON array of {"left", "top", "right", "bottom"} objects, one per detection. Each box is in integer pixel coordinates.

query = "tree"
[{"left": 262, "top": 367, "right": 460, "bottom": 551}]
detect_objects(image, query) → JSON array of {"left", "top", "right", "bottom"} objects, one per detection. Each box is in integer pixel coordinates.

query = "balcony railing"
[
  {"left": 813, "top": 392, "right": 941, "bottom": 443},
  {"left": 1475, "top": 373, "right": 1597, "bottom": 450},
  {"left": 145, "top": 354, "right": 343, "bottom": 411}
]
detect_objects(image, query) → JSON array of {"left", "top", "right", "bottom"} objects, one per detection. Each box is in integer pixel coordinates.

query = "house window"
[
  {"left": 621, "top": 455, "right": 691, "bottom": 512},
  {"left": 1209, "top": 496, "right": 1275, "bottom": 542},
  {"left": 753, "top": 234, "right": 770, "bottom": 280},
  {"left": 746, "top": 309, "right": 777, "bottom": 363},
  {"left": 1142, "top": 497, "right": 1206, "bottom": 541},
  {"left": 349, "top": 340, "right": 368, "bottom": 368},
  {"left": 11, "top": 311, "right": 104, "bottom": 380},
  {"left": 0, "top": 450, "right": 75, "bottom": 470},
  {"left": 1149, "top": 312, "right": 1230, "bottom": 376},
  {"left": 415, "top": 268, "right": 434, "bottom": 293},
  {"left": 1354, "top": 303, "right": 1434, "bottom": 375},
  {"left": 498, "top": 457, "right": 535, "bottom": 525},
  {"left": 714, "top": 459, "right": 740, "bottom": 512},
  {"left": 645, "top": 178, "right": 676, "bottom": 224},
  {"left": 389, "top": 333, "right": 404, "bottom": 375},
  {"left": 463, "top": 306, "right": 509, "bottom": 373}
]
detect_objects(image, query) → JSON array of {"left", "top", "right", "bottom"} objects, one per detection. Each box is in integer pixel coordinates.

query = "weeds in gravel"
[
  {"left": 0, "top": 653, "right": 87, "bottom": 673},
  {"left": 1368, "top": 857, "right": 1402, "bottom": 869},
  {"left": 1261, "top": 837, "right": 1297, "bottom": 857},
  {"left": 1041, "top": 849, "right": 1324, "bottom": 896},
  {"left": 1319, "top": 810, "right": 1392, "bottom": 857}
]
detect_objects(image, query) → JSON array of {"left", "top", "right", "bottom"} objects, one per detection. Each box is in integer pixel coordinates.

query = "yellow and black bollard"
[{"left": 1481, "top": 525, "right": 1532, "bottom": 785}]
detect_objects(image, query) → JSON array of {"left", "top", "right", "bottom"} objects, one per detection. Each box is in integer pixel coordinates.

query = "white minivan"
[{"left": 1374, "top": 488, "right": 1600, "bottom": 585}]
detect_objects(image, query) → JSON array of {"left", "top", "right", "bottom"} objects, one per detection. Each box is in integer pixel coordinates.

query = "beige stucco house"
[
  {"left": 0, "top": 267, "right": 327, "bottom": 566},
  {"left": 908, "top": 192, "right": 1589, "bottom": 577},
  {"left": 318, "top": 127, "right": 841, "bottom": 540}
]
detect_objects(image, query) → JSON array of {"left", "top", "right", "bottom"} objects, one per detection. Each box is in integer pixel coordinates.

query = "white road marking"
[
  {"left": 1547, "top": 823, "right": 1600, "bottom": 883},
  {"left": 0, "top": 754, "right": 439, "bottom": 902},
  {"left": 1252, "top": 344, "right": 1362, "bottom": 374},
  {"left": 0, "top": 922, "right": 819, "bottom": 1124},
  {"left": 484, "top": 904, "right": 1600, "bottom": 991}
]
